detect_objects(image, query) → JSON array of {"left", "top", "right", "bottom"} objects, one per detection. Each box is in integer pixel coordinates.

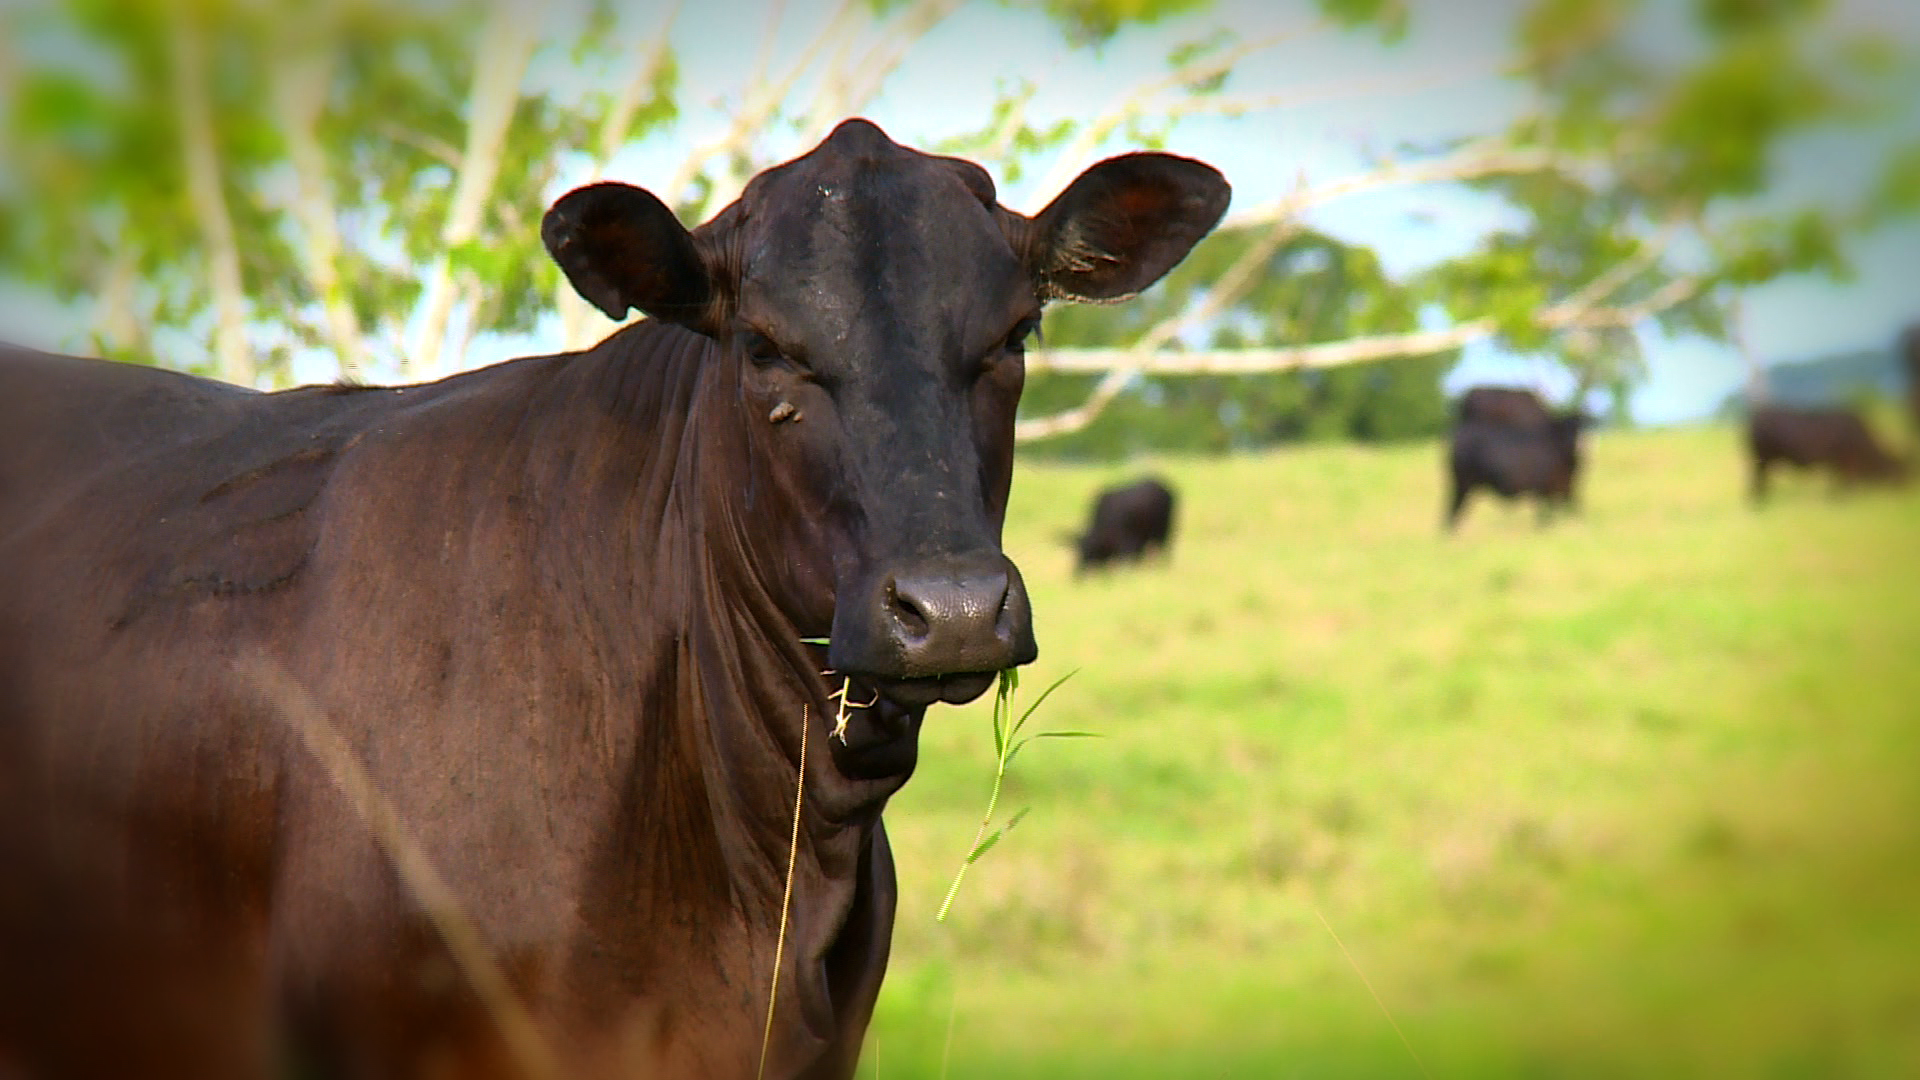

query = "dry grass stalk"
[{"left": 235, "top": 654, "right": 561, "bottom": 1080}]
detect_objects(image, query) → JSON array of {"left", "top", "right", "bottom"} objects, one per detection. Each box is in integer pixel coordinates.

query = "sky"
[
  {"left": 565, "top": 0, "right": 1920, "bottom": 424},
  {"left": 6, "top": 0, "right": 1916, "bottom": 424}
]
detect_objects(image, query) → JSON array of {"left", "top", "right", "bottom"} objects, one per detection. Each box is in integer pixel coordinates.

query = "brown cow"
[
  {"left": 1747, "top": 403, "right": 1909, "bottom": 503},
  {"left": 1071, "top": 476, "right": 1176, "bottom": 575},
  {"left": 1901, "top": 323, "right": 1920, "bottom": 430},
  {"left": 1455, "top": 384, "right": 1553, "bottom": 429},
  {"left": 1445, "top": 411, "right": 1590, "bottom": 530},
  {"left": 0, "top": 118, "right": 1229, "bottom": 1080}
]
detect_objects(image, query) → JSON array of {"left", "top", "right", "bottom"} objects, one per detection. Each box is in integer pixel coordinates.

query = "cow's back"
[
  {"left": 0, "top": 349, "right": 526, "bottom": 1077},
  {"left": 0, "top": 348, "right": 255, "bottom": 538},
  {"left": 1901, "top": 324, "right": 1920, "bottom": 428},
  {"left": 1090, "top": 479, "right": 1174, "bottom": 546},
  {"left": 1457, "top": 386, "right": 1551, "bottom": 428},
  {"left": 1450, "top": 420, "right": 1571, "bottom": 495},
  {"left": 1748, "top": 405, "right": 1866, "bottom": 463},
  {"left": 0, "top": 337, "right": 749, "bottom": 1077}
]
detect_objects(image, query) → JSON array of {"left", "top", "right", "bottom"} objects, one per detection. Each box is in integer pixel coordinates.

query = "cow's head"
[{"left": 542, "top": 118, "right": 1226, "bottom": 711}]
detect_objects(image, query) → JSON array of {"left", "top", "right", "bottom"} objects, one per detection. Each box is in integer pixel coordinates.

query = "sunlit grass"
[
  {"left": 871, "top": 421, "right": 1920, "bottom": 1078},
  {"left": 936, "top": 667, "right": 1087, "bottom": 923}
]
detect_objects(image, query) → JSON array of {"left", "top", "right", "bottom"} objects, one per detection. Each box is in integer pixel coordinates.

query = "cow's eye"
[
  {"left": 1006, "top": 317, "right": 1042, "bottom": 354},
  {"left": 738, "top": 329, "right": 784, "bottom": 365}
]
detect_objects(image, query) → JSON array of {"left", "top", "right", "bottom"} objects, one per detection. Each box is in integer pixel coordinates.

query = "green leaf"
[
  {"left": 1867, "top": 142, "right": 1920, "bottom": 222},
  {"left": 965, "top": 828, "right": 1004, "bottom": 863},
  {"left": 1166, "top": 29, "right": 1234, "bottom": 70},
  {"left": 1011, "top": 668, "right": 1081, "bottom": 741},
  {"left": 1316, "top": 0, "right": 1410, "bottom": 41},
  {"left": 1009, "top": 729, "right": 1101, "bottom": 765}
]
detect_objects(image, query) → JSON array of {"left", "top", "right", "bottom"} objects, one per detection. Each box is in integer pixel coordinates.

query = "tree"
[
  {"left": 2, "top": 0, "right": 1913, "bottom": 451},
  {"left": 3, "top": 0, "right": 679, "bottom": 384},
  {"left": 1019, "top": 224, "right": 1453, "bottom": 459},
  {"left": 976, "top": 0, "right": 1919, "bottom": 445}
]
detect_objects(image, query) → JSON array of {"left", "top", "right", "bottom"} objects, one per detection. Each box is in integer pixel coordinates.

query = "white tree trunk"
[
  {"left": 166, "top": 14, "right": 255, "bottom": 387},
  {"left": 1013, "top": 268, "right": 1702, "bottom": 443},
  {"left": 93, "top": 250, "right": 149, "bottom": 358},
  {"left": 408, "top": 2, "right": 538, "bottom": 379},
  {"left": 273, "top": 40, "right": 368, "bottom": 380},
  {"left": 1730, "top": 293, "right": 1767, "bottom": 405},
  {"left": 558, "top": 3, "right": 681, "bottom": 351}
]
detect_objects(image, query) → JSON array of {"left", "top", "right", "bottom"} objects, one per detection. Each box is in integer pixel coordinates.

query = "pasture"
[{"left": 867, "top": 421, "right": 1920, "bottom": 1077}]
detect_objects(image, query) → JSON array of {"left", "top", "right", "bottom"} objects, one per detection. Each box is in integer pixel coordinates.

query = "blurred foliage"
[
  {"left": 1018, "top": 0, "right": 1214, "bottom": 47},
  {"left": 0, "top": 0, "right": 1913, "bottom": 449},
  {"left": 1, "top": 0, "right": 676, "bottom": 379},
  {"left": 1022, "top": 226, "right": 1454, "bottom": 461},
  {"left": 998, "top": 0, "right": 1916, "bottom": 458}
]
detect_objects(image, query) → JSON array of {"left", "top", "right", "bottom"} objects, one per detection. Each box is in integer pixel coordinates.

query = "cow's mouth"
[{"left": 866, "top": 671, "right": 1000, "bottom": 708}]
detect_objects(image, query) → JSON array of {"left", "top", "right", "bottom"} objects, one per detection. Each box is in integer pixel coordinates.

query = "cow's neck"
[{"left": 535, "top": 320, "right": 909, "bottom": 1068}]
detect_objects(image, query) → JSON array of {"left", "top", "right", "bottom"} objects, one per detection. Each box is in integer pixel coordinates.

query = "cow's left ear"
[
  {"left": 542, "top": 182, "right": 718, "bottom": 332},
  {"left": 1025, "top": 153, "right": 1230, "bottom": 303}
]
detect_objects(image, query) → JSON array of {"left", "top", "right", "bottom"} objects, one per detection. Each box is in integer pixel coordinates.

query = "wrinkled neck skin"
[{"left": 537, "top": 319, "right": 915, "bottom": 1076}]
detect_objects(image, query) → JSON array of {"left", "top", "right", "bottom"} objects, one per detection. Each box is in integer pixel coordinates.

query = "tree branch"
[
  {"left": 1025, "top": 28, "right": 1303, "bottom": 201},
  {"left": 1542, "top": 223, "right": 1676, "bottom": 317},
  {"left": 559, "top": 1, "right": 682, "bottom": 349},
  {"left": 408, "top": 0, "right": 538, "bottom": 378},
  {"left": 1544, "top": 273, "right": 1704, "bottom": 329},
  {"left": 593, "top": 2, "right": 681, "bottom": 168},
  {"left": 1014, "top": 252, "right": 1704, "bottom": 442},
  {"left": 977, "top": 86, "right": 1033, "bottom": 162},
  {"left": 1025, "top": 324, "right": 1493, "bottom": 376},
  {"left": 833, "top": 0, "right": 967, "bottom": 115},
  {"left": 659, "top": 0, "right": 861, "bottom": 219},
  {"left": 375, "top": 121, "right": 464, "bottom": 171},
  {"left": 273, "top": 33, "right": 367, "bottom": 378},
  {"left": 1220, "top": 140, "right": 1594, "bottom": 230},
  {"left": 1154, "top": 58, "right": 1500, "bottom": 124},
  {"left": 90, "top": 250, "right": 151, "bottom": 359},
  {"left": 166, "top": 11, "right": 255, "bottom": 386}
]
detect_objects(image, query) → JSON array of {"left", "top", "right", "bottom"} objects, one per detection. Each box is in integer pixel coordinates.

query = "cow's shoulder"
[{"left": 2, "top": 359, "right": 409, "bottom": 629}]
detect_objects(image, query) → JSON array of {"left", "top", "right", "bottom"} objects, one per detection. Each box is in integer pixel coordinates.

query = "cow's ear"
[
  {"left": 543, "top": 182, "right": 717, "bottom": 331},
  {"left": 1025, "top": 153, "right": 1230, "bottom": 303}
]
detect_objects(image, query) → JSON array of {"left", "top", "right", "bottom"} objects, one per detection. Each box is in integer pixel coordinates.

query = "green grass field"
[{"left": 863, "top": 422, "right": 1920, "bottom": 1079}]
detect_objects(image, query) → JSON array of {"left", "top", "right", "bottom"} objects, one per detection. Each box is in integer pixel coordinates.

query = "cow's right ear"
[
  {"left": 543, "top": 182, "right": 718, "bottom": 332},
  {"left": 1024, "top": 153, "right": 1230, "bottom": 304}
]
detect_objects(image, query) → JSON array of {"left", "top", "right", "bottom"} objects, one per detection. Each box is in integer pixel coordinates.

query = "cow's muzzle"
[{"left": 829, "top": 552, "right": 1037, "bottom": 705}]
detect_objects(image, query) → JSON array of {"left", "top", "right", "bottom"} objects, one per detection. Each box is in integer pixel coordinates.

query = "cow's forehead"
[
  {"left": 747, "top": 150, "right": 995, "bottom": 251},
  {"left": 734, "top": 137, "right": 1025, "bottom": 325}
]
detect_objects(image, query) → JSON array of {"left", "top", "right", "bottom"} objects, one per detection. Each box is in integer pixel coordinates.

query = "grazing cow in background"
[
  {"left": 1901, "top": 323, "right": 1920, "bottom": 430},
  {"left": 1747, "top": 403, "right": 1908, "bottom": 503},
  {"left": 0, "top": 118, "right": 1229, "bottom": 1080},
  {"left": 1072, "top": 477, "right": 1177, "bottom": 575},
  {"left": 1456, "top": 385, "right": 1553, "bottom": 429},
  {"left": 1446, "top": 412, "right": 1588, "bottom": 531}
]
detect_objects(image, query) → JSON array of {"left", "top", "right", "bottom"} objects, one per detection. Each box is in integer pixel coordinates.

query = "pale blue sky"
[
  {"left": 7, "top": 0, "right": 1912, "bottom": 423},
  {"left": 570, "top": 0, "right": 1920, "bottom": 424}
]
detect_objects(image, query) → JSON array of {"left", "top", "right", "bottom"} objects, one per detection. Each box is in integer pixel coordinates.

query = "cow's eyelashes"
[
  {"left": 1005, "top": 317, "right": 1042, "bottom": 355},
  {"left": 737, "top": 329, "right": 784, "bottom": 364},
  {"left": 738, "top": 329, "right": 815, "bottom": 376}
]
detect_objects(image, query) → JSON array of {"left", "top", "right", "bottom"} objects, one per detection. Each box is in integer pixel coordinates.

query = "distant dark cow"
[
  {"left": 1747, "top": 403, "right": 1908, "bottom": 503},
  {"left": 1446, "top": 413, "right": 1587, "bottom": 530},
  {"left": 0, "top": 119, "right": 1228, "bottom": 1080},
  {"left": 1072, "top": 477, "right": 1177, "bottom": 574},
  {"left": 1902, "top": 323, "right": 1920, "bottom": 429},
  {"left": 1456, "top": 385, "right": 1553, "bottom": 429}
]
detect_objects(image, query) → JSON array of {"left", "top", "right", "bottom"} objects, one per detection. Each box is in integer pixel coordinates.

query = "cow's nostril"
[
  {"left": 844, "top": 560, "right": 1035, "bottom": 679},
  {"left": 886, "top": 578, "right": 931, "bottom": 640}
]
